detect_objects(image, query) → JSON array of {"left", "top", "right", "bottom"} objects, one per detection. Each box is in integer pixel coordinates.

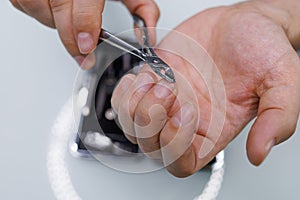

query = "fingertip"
[
  {"left": 246, "top": 108, "right": 298, "bottom": 166},
  {"left": 74, "top": 53, "right": 96, "bottom": 70},
  {"left": 124, "top": 133, "right": 137, "bottom": 144},
  {"left": 123, "top": 0, "right": 160, "bottom": 45},
  {"left": 74, "top": 55, "right": 85, "bottom": 66},
  {"left": 143, "top": 7, "right": 160, "bottom": 45},
  {"left": 123, "top": 0, "right": 160, "bottom": 25},
  {"left": 166, "top": 163, "right": 194, "bottom": 178},
  {"left": 141, "top": 3, "right": 160, "bottom": 45},
  {"left": 82, "top": 53, "right": 96, "bottom": 69},
  {"left": 136, "top": 15, "right": 158, "bottom": 46},
  {"left": 72, "top": 0, "right": 104, "bottom": 54},
  {"left": 159, "top": 103, "right": 198, "bottom": 175},
  {"left": 139, "top": 1, "right": 160, "bottom": 27},
  {"left": 247, "top": 139, "right": 275, "bottom": 166},
  {"left": 10, "top": 0, "right": 24, "bottom": 12},
  {"left": 246, "top": 125, "right": 275, "bottom": 166}
]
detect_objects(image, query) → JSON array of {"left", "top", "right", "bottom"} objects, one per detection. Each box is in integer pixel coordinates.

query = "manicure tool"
[{"left": 98, "top": 15, "right": 176, "bottom": 83}]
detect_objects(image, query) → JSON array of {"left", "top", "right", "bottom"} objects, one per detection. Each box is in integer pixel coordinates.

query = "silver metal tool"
[{"left": 98, "top": 16, "right": 176, "bottom": 83}]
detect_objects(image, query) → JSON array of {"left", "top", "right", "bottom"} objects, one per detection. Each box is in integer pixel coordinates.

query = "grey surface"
[
  {"left": 1, "top": 0, "right": 300, "bottom": 200},
  {"left": 0, "top": 1, "right": 76, "bottom": 199}
]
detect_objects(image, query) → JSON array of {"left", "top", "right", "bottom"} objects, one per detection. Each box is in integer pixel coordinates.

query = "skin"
[
  {"left": 111, "top": 1, "right": 300, "bottom": 177},
  {"left": 10, "top": 0, "right": 160, "bottom": 69},
  {"left": 10, "top": 0, "right": 300, "bottom": 177}
]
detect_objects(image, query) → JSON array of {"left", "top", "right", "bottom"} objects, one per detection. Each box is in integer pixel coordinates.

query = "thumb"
[{"left": 247, "top": 55, "right": 300, "bottom": 166}]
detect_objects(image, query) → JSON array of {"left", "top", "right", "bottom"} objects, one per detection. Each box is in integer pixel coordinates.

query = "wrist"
[{"left": 232, "top": 0, "right": 300, "bottom": 50}]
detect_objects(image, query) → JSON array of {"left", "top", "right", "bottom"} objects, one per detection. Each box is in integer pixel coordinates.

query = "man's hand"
[
  {"left": 10, "top": 0, "right": 159, "bottom": 69},
  {"left": 111, "top": 2, "right": 300, "bottom": 177}
]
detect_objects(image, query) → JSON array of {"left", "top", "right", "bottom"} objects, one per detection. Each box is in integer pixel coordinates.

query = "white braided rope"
[
  {"left": 47, "top": 98, "right": 225, "bottom": 200},
  {"left": 193, "top": 151, "right": 225, "bottom": 200},
  {"left": 47, "top": 98, "right": 82, "bottom": 200}
]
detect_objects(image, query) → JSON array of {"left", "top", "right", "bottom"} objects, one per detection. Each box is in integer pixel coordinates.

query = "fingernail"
[
  {"left": 74, "top": 56, "right": 85, "bottom": 65},
  {"left": 135, "top": 73, "right": 154, "bottom": 93},
  {"left": 121, "top": 76, "right": 134, "bottom": 91},
  {"left": 154, "top": 80, "right": 175, "bottom": 98},
  {"left": 78, "top": 32, "right": 94, "bottom": 54},
  {"left": 172, "top": 103, "right": 195, "bottom": 128}
]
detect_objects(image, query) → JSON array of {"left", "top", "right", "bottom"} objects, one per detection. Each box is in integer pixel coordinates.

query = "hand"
[
  {"left": 10, "top": 0, "right": 160, "bottom": 69},
  {"left": 111, "top": 2, "right": 300, "bottom": 177}
]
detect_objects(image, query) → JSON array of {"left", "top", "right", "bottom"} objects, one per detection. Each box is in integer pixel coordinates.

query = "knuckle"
[
  {"left": 139, "top": 142, "right": 152, "bottom": 153},
  {"left": 74, "top": 9, "right": 94, "bottom": 19},
  {"left": 138, "top": 140, "right": 161, "bottom": 158},
  {"left": 277, "top": 111, "right": 299, "bottom": 144},
  {"left": 166, "top": 164, "right": 193, "bottom": 178},
  {"left": 124, "top": 133, "right": 137, "bottom": 144},
  {"left": 17, "top": 0, "right": 38, "bottom": 9},
  {"left": 49, "top": 0, "right": 70, "bottom": 12},
  {"left": 14, "top": 0, "right": 55, "bottom": 28},
  {"left": 138, "top": 139, "right": 155, "bottom": 152},
  {"left": 135, "top": 105, "right": 150, "bottom": 126},
  {"left": 10, "top": 0, "right": 19, "bottom": 8},
  {"left": 73, "top": 9, "right": 100, "bottom": 30}
]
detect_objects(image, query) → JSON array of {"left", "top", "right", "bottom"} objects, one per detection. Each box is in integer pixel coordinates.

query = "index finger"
[
  {"left": 133, "top": 79, "right": 177, "bottom": 158},
  {"left": 73, "top": 0, "right": 104, "bottom": 55},
  {"left": 50, "top": 0, "right": 98, "bottom": 69},
  {"left": 49, "top": 0, "right": 79, "bottom": 56}
]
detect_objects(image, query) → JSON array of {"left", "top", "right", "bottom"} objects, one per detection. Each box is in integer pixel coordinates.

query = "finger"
[
  {"left": 159, "top": 103, "right": 199, "bottom": 177},
  {"left": 80, "top": 52, "right": 96, "bottom": 70},
  {"left": 111, "top": 73, "right": 136, "bottom": 114},
  {"left": 121, "top": 0, "right": 160, "bottom": 45},
  {"left": 10, "top": 0, "right": 26, "bottom": 13},
  {"left": 134, "top": 79, "right": 177, "bottom": 158},
  {"left": 15, "top": 0, "right": 55, "bottom": 27},
  {"left": 49, "top": 0, "right": 82, "bottom": 62},
  {"left": 111, "top": 74, "right": 136, "bottom": 142},
  {"left": 116, "top": 72, "right": 156, "bottom": 143},
  {"left": 161, "top": 103, "right": 223, "bottom": 177},
  {"left": 73, "top": 0, "right": 104, "bottom": 55},
  {"left": 247, "top": 88, "right": 300, "bottom": 165},
  {"left": 247, "top": 56, "right": 300, "bottom": 165}
]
